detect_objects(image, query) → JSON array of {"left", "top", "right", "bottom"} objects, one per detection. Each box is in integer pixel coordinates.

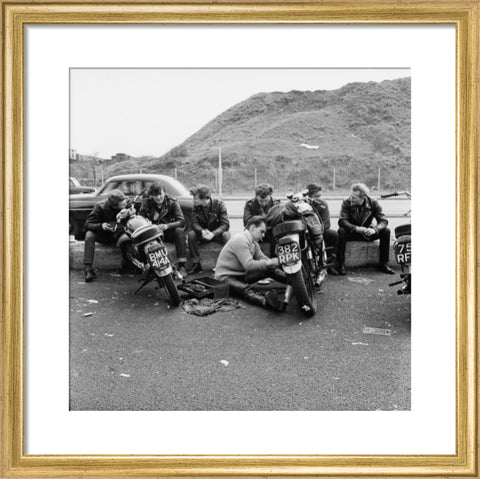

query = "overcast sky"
[{"left": 70, "top": 68, "right": 410, "bottom": 159}]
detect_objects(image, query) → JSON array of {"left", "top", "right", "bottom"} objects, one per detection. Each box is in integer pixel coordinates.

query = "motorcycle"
[
  {"left": 269, "top": 191, "right": 328, "bottom": 317},
  {"left": 117, "top": 205, "right": 182, "bottom": 307},
  {"left": 380, "top": 191, "right": 411, "bottom": 295}
]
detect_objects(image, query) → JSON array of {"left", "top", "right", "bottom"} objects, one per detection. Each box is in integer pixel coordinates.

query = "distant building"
[
  {"left": 111, "top": 153, "right": 132, "bottom": 161},
  {"left": 69, "top": 148, "right": 79, "bottom": 161}
]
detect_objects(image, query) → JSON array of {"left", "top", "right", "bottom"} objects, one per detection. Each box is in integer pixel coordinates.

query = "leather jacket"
[
  {"left": 138, "top": 195, "right": 185, "bottom": 230},
  {"left": 243, "top": 197, "right": 279, "bottom": 226},
  {"left": 192, "top": 198, "right": 230, "bottom": 237},
  {"left": 338, "top": 196, "right": 388, "bottom": 232}
]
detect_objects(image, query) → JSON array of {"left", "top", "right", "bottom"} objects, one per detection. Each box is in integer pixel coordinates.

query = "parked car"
[
  {"left": 69, "top": 177, "right": 96, "bottom": 195},
  {"left": 69, "top": 173, "right": 193, "bottom": 239}
]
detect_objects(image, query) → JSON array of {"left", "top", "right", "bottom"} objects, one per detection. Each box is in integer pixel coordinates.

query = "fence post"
[{"left": 218, "top": 147, "right": 223, "bottom": 198}]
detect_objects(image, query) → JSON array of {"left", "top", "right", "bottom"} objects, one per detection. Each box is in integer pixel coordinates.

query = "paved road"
[{"left": 70, "top": 269, "right": 411, "bottom": 411}]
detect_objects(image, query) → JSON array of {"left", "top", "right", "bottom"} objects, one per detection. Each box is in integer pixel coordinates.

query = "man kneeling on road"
[
  {"left": 215, "top": 216, "right": 286, "bottom": 311},
  {"left": 336, "top": 183, "right": 395, "bottom": 276},
  {"left": 83, "top": 189, "right": 135, "bottom": 283}
]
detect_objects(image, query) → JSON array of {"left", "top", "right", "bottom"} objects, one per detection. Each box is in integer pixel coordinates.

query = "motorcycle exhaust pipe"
[{"left": 284, "top": 285, "right": 294, "bottom": 305}]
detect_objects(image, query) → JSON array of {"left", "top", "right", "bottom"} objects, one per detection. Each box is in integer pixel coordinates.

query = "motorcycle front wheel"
[
  {"left": 290, "top": 266, "right": 317, "bottom": 317},
  {"left": 157, "top": 274, "right": 181, "bottom": 307}
]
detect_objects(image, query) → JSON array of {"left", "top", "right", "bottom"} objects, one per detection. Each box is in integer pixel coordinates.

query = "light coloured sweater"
[{"left": 214, "top": 230, "right": 269, "bottom": 280}]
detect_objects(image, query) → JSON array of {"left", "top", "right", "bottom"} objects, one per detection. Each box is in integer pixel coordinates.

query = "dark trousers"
[
  {"left": 337, "top": 227, "right": 391, "bottom": 265},
  {"left": 223, "top": 268, "right": 287, "bottom": 296},
  {"left": 187, "top": 230, "right": 231, "bottom": 263},
  {"left": 323, "top": 228, "right": 339, "bottom": 262},
  {"left": 163, "top": 227, "right": 187, "bottom": 263},
  {"left": 84, "top": 230, "right": 128, "bottom": 266}
]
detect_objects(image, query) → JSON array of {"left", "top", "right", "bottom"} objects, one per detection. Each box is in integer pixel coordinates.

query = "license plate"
[
  {"left": 277, "top": 242, "right": 300, "bottom": 265},
  {"left": 147, "top": 246, "right": 170, "bottom": 269},
  {"left": 394, "top": 242, "right": 411, "bottom": 264}
]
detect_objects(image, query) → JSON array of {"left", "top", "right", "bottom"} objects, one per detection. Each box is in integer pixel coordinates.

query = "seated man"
[
  {"left": 138, "top": 182, "right": 188, "bottom": 277},
  {"left": 337, "top": 183, "right": 394, "bottom": 275},
  {"left": 83, "top": 189, "right": 133, "bottom": 282},
  {"left": 243, "top": 183, "right": 279, "bottom": 255},
  {"left": 187, "top": 184, "right": 231, "bottom": 274},
  {"left": 243, "top": 183, "right": 279, "bottom": 226},
  {"left": 305, "top": 184, "right": 339, "bottom": 275},
  {"left": 215, "top": 216, "right": 286, "bottom": 311}
]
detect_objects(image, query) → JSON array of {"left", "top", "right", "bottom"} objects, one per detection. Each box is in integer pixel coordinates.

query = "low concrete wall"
[{"left": 69, "top": 239, "right": 391, "bottom": 271}]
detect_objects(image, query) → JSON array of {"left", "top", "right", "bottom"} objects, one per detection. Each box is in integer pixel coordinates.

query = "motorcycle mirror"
[{"left": 286, "top": 191, "right": 294, "bottom": 199}]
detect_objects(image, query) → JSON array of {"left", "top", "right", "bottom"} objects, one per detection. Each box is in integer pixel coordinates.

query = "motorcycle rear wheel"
[
  {"left": 157, "top": 274, "right": 181, "bottom": 307},
  {"left": 289, "top": 266, "right": 317, "bottom": 317}
]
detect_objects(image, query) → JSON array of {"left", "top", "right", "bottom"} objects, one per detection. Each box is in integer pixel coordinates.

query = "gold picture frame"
[{"left": 1, "top": 1, "right": 478, "bottom": 477}]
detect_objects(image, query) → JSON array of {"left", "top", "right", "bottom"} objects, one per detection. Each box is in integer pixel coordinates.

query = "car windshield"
[{"left": 97, "top": 177, "right": 190, "bottom": 198}]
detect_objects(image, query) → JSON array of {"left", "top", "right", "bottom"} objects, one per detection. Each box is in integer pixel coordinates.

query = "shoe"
[
  {"left": 265, "top": 291, "right": 283, "bottom": 312},
  {"left": 379, "top": 263, "right": 395, "bottom": 274},
  {"left": 327, "top": 266, "right": 339, "bottom": 276},
  {"left": 188, "top": 263, "right": 202, "bottom": 275},
  {"left": 337, "top": 264, "right": 346, "bottom": 275},
  {"left": 84, "top": 267, "right": 96, "bottom": 283},
  {"left": 177, "top": 264, "right": 188, "bottom": 278}
]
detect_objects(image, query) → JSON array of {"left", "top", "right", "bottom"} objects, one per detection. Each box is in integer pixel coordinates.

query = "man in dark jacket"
[
  {"left": 305, "top": 184, "right": 339, "bottom": 275},
  {"left": 138, "top": 182, "right": 188, "bottom": 277},
  {"left": 243, "top": 183, "right": 279, "bottom": 255},
  {"left": 187, "top": 184, "right": 231, "bottom": 274},
  {"left": 243, "top": 183, "right": 279, "bottom": 226},
  {"left": 337, "top": 183, "right": 394, "bottom": 275},
  {"left": 83, "top": 189, "right": 132, "bottom": 282}
]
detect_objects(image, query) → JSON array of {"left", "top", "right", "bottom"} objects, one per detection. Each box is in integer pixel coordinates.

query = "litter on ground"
[
  {"left": 83, "top": 312, "right": 93, "bottom": 317},
  {"left": 87, "top": 299, "right": 98, "bottom": 304},
  {"left": 119, "top": 373, "right": 130, "bottom": 378},
  {"left": 220, "top": 360, "right": 229, "bottom": 366},
  {"left": 352, "top": 342, "right": 369, "bottom": 346},
  {"left": 347, "top": 277, "right": 375, "bottom": 285},
  {"left": 363, "top": 326, "right": 392, "bottom": 336}
]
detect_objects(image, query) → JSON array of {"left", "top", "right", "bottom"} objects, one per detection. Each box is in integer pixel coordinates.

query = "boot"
[
  {"left": 242, "top": 288, "right": 283, "bottom": 311},
  {"left": 242, "top": 288, "right": 268, "bottom": 308},
  {"left": 84, "top": 266, "right": 96, "bottom": 283}
]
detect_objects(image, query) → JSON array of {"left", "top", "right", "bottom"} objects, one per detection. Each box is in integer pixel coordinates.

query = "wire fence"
[{"left": 73, "top": 158, "right": 410, "bottom": 196}]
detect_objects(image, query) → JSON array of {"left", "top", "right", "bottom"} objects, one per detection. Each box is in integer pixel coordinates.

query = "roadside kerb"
[{"left": 69, "top": 239, "right": 394, "bottom": 271}]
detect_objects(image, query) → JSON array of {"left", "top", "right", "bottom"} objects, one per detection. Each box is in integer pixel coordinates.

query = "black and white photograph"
[{"left": 69, "top": 68, "right": 411, "bottom": 411}]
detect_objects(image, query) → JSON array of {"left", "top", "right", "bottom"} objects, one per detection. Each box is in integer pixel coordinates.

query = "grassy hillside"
[{"left": 71, "top": 77, "right": 411, "bottom": 194}]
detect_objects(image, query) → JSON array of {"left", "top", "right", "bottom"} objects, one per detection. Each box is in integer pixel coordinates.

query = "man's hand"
[
  {"left": 157, "top": 224, "right": 169, "bottom": 232},
  {"left": 102, "top": 222, "right": 114, "bottom": 232},
  {"left": 202, "top": 229, "right": 214, "bottom": 241},
  {"left": 364, "top": 227, "right": 376, "bottom": 238},
  {"left": 355, "top": 226, "right": 367, "bottom": 235}
]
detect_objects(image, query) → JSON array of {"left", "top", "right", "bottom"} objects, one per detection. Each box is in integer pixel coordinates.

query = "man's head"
[
  {"left": 246, "top": 215, "right": 267, "bottom": 242},
  {"left": 147, "top": 182, "right": 166, "bottom": 205},
  {"left": 255, "top": 183, "right": 273, "bottom": 207},
  {"left": 108, "top": 189, "right": 127, "bottom": 210},
  {"left": 306, "top": 183, "right": 322, "bottom": 201},
  {"left": 190, "top": 184, "right": 211, "bottom": 207},
  {"left": 349, "top": 183, "right": 370, "bottom": 206}
]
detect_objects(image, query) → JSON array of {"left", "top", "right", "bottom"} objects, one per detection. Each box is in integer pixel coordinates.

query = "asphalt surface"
[{"left": 70, "top": 268, "right": 411, "bottom": 411}]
